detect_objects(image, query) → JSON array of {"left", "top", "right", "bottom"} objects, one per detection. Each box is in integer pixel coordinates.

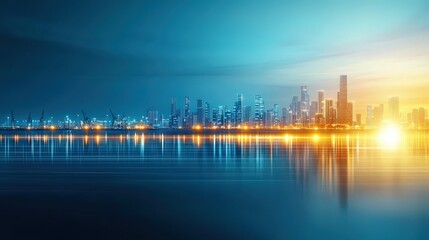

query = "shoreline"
[{"left": 0, "top": 128, "right": 426, "bottom": 135}]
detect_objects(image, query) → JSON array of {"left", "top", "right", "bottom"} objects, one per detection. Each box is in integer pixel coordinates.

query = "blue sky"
[{"left": 1, "top": 0, "right": 429, "bottom": 118}]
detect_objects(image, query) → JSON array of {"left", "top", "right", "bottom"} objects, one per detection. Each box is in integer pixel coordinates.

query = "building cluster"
[
  {"left": 147, "top": 75, "right": 351, "bottom": 129},
  {"left": 366, "top": 97, "right": 428, "bottom": 129},
  {"left": 3, "top": 75, "right": 428, "bottom": 129},
  {"left": 150, "top": 75, "right": 425, "bottom": 129}
]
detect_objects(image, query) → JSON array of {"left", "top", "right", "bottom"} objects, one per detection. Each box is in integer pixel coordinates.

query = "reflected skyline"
[{"left": 2, "top": 131, "right": 429, "bottom": 209}]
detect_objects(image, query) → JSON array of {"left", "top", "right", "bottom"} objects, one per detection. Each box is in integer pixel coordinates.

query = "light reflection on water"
[
  {"left": 2, "top": 131, "right": 429, "bottom": 196},
  {"left": 1, "top": 130, "right": 429, "bottom": 239}
]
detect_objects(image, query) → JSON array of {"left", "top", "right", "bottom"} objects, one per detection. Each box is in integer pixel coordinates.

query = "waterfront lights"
[
  {"left": 378, "top": 123, "right": 400, "bottom": 147},
  {"left": 193, "top": 125, "right": 202, "bottom": 130}
]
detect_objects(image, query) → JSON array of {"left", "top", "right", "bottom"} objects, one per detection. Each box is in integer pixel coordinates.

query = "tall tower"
[
  {"left": 318, "top": 90, "right": 324, "bottom": 115},
  {"left": 254, "top": 95, "right": 264, "bottom": 126},
  {"left": 273, "top": 104, "right": 279, "bottom": 126},
  {"left": 325, "top": 99, "right": 335, "bottom": 125},
  {"left": 337, "top": 75, "right": 348, "bottom": 124},
  {"left": 347, "top": 102, "right": 353, "bottom": 125},
  {"left": 204, "top": 101, "right": 210, "bottom": 127},
  {"left": 184, "top": 96, "right": 190, "bottom": 127},
  {"left": 196, "top": 99, "right": 203, "bottom": 126},
  {"left": 170, "top": 98, "right": 176, "bottom": 116},
  {"left": 169, "top": 97, "right": 178, "bottom": 128},
  {"left": 236, "top": 94, "right": 243, "bottom": 126},
  {"left": 388, "top": 97, "right": 399, "bottom": 122},
  {"left": 243, "top": 106, "right": 251, "bottom": 124},
  {"left": 300, "top": 86, "right": 309, "bottom": 124}
]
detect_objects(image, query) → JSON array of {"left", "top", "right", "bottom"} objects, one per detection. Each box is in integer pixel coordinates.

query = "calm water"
[{"left": 1, "top": 130, "right": 429, "bottom": 240}]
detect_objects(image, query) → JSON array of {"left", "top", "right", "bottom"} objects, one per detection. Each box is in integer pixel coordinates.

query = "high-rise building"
[
  {"left": 347, "top": 102, "right": 353, "bottom": 125},
  {"left": 169, "top": 98, "right": 178, "bottom": 128},
  {"left": 243, "top": 106, "right": 251, "bottom": 124},
  {"left": 412, "top": 107, "right": 427, "bottom": 128},
  {"left": 387, "top": 97, "right": 399, "bottom": 122},
  {"left": 366, "top": 105, "right": 372, "bottom": 125},
  {"left": 212, "top": 109, "right": 218, "bottom": 126},
  {"left": 235, "top": 94, "right": 243, "bottom": 126},
  {"left": 372, "top": 104, "right": 384, "bottom": 125},
  {"left": 204, "top": 101, "right": 210, "bottom": 127},
  {"left": 225, "top": 109, "right": 232, "bottom": 126},
  {"left": 184, "top": 96, "right": 191, "bottom": 127},
  {"left": 281, "top": 107, "right": 288, "bottom": 126},
  {"left": 356, "top": 114, "right": 362, "bottom": 126},
  {"left": 337, "top": 75, "right": 348, "bottom": 124},
  {"left": 325, "top": 99, "right": 335, "bottom": 125},
  {"left": 196, "top": 99, "right": 203, "bottom": 126},
  {"left": 291, "top": 96, "right": 299, "bottom": 124},
  {"left": 254, "top": 95, "right": 264, "bottom": 126},
  {"left": 147, "top": 110, "right": 159, "bottom": 127},
  {"left": 217, "top": 106, "right": 224, "bottom": 126},
  {"left": 266, "top": 109, "right": 274, "bottom": 127},
  {"left": 170, "top": 97, "right": 176, "bottom": 116},
  {"left": 310, "top": 101, "right": 318, "bottom": 122},
  {"left": 273, "top": 104, "right": 279, "bottom": 126},
  {"left": 300, "top": 86, "right": 310, "bottom": 124},
  {"left": 318, "top": 90, "right": 324, "bottom": 114}
]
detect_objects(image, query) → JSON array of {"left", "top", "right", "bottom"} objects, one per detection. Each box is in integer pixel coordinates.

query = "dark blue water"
[{"left": 1, "top": 130, "right": 429, "bottom": 239}]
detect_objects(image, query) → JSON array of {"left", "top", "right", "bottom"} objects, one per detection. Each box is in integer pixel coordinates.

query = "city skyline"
[
  {"left": 1, "top": 0, "right": 429, "bottom": 117},
  {"left": 2, "top": 75, "right": 427, "bottom": 129}
]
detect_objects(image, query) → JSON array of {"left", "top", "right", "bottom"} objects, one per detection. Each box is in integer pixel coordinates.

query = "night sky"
[{"left": 1, "top": 0, "right": 429, "bottom": 120}]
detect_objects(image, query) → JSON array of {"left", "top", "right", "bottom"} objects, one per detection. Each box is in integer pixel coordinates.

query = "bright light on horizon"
[{"left": 378, "top": 123, "right": 401, "bottom": 148}]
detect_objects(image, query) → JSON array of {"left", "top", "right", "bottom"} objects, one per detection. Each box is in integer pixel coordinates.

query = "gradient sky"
[{"left": 1, "top": 0, "right": 429, "bottom": 120}]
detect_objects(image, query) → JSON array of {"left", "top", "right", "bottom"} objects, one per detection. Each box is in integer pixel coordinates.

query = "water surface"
[{"left": 1, "top": 130, "right": 429, "bottom": 239}]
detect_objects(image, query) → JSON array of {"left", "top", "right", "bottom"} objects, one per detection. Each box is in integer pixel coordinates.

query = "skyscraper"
[
  {"left": 356, "top": 114, "right": 362, "bottom": 126},
  {"left": 169, "top": 97, "right": 178, "bottom": 128},
  {"left": 300, "top": 86, "right": 310, "bottom": 124},
  {"left": 337, "top": 75, "right": 348, "bottom": 124},
  {"left": 266, "top": 109, "right": 274, "bottom": 127},
  {"left": 310, "top": 101, "right": 318, "bottom": 122},
  {"left": 291, "top": 96, "right": 299, "bottom": 124},
  {"left": 273, "top": 104, "right": 279, "bottom": 126},
  {"left": 347, "top": 102, "right": 353, "bottom": 125},
  {"left": 254, "top": 95, "right": 264, "bottom": 126},
  {"left": 366, "top": 105, "right": 372, "bottom": 125},
  {"left": 387, "top": 97, "right": 399, "bottom": 122},
  {"left": 317, "top": 90, "right": 324, "bottom": 114},
  {"left": 184, "top": 96, "right": 190, "bottom": 127},
  {"left": 281, "top": 107, "right": 287, "bottom": 126},
  {"left": 196, "top": 99, "right": 203, "bottom": 126},
  {"left": 147, "top": 110, "right": 159, "bottom": 127},
  {"left": 325, "top": 99, "right": 335, "bottom": 125},
  {"left": 204, "top": 101, "right": 210, "bottom": 127},
  {"left": 212, "top": 109, "right": 218, "bottom": 126},
  {"left": 217, "top": 106, "right": 224, "bottom": 126},
  {"left": 243, "top": 106, "right": 251, "bottom": 124},
  {"left": 170, "top": 97, "right": 176, "bottom": 116},
  {"left": 235, "top": 94, "right": 243, "bottom": 126}
]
